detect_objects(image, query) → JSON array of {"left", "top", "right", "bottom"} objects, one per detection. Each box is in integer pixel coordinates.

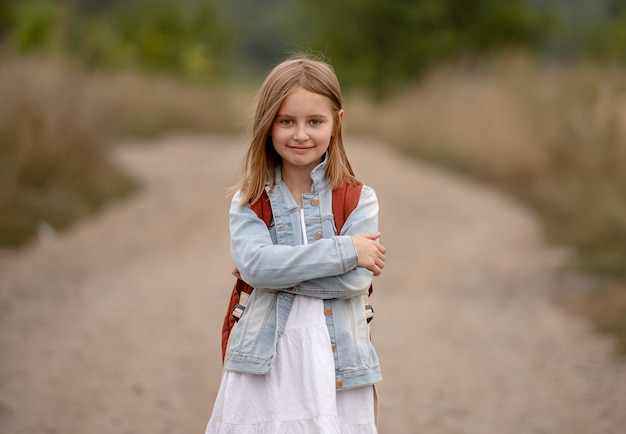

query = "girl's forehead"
[{"left": 278, "top": 87, "right": 333, "bottom": 112}]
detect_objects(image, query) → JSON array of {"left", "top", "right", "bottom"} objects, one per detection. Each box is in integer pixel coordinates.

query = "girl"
[{"left": 206, "top": 56, "right": 386, "bottom": 434}]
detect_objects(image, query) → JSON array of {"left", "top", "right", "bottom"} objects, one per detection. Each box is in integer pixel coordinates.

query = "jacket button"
[
  {"left": 311, "top": 197, "right": 320, "bottom": 206},
  {"left": 331, "top": 343, "right": 336, "bottom": 351},
  {"left": 336, "top": 379, "right": 343, "bottom": 388},
  {"left": 324, "top": 307, "right": 332, "bottom": 315},
  {"left": 313, "top": 231, "right": 322, "bottom": 240}
]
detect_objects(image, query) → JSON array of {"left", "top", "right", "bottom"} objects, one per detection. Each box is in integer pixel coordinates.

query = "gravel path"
[{"left": 0, "top": 135, "right": 624, "bottom": 433}]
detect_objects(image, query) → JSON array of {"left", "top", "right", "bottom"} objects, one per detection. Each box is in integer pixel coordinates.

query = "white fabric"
[
  {"left": 206, "top": 210, "right": 377, "bottom": 434},
  {"left": 299, "top": 207, "right": 308, "bottom": 245}
]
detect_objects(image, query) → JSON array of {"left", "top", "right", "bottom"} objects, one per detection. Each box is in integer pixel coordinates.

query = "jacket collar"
[{"left": 271, "top": 153, "right": 329, "bottom": 193}]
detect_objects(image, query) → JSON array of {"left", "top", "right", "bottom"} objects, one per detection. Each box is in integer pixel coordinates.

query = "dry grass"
[
  {"left": 0, "top": 55, "right": 245, "bottom": 247},
  {"left": 84, "top": 68, "right": 248, "bottom": 138},
  {"left": 345, "top": 53, "right": 626, "bottom": 353}
]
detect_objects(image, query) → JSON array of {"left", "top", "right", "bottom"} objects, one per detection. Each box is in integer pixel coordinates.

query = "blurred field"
[
  {"left": 1, "top": 53, "right": 625, "bottom": 353},
  {"left": 345, "top": 54, "right": 626, "bottom": 352},
  {"left": 0, "top": 55, "right": 245, "bottom": 247},
  {"left": 348, "top": 54, "right": 626, "bottom": 275}
]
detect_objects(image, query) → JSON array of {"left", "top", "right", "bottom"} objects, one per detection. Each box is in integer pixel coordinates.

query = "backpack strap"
[
  {"left": 250, "top": 190, "right": 272, "bottom": 228},
  {"left": 332, "top": 182, "right": 362, "bottom": 234},
  {"left": 221, "top": 191, "right": 271, "bottom": 359}
]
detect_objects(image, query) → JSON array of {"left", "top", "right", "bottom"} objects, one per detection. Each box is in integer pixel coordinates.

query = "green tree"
[
  {"left": 68, "top": 1, "right": 230, "bottom": 81},
  {"left": 298, "top": 0, "right": 550, "bottom": 96},
  {"left": 3, "top": 0, "right": 231, "bottom": 83},
  {"left": 5, "top": 0, "right": 65, "bottom": 53},
  {"left": 589, "top": 4, "right": 626, "bottom": 62}
]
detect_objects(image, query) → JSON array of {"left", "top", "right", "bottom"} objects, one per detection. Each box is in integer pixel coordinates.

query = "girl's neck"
[{"left": 281, "top": 167, "right": 312, "bottom": 208}]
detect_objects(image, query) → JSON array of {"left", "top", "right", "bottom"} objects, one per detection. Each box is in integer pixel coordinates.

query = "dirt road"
[{"left": 0, "top": 135, "right": 624, "bottom": 433}]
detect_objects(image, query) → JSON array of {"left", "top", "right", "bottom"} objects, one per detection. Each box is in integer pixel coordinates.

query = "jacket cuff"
[{"left": 335, "top": 235, "right": 358, "bottom": 273}]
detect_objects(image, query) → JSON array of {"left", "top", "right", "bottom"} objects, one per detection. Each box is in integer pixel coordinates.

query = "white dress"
[{"left": 206, "top": 209, "right": 377, "bottom": 434}]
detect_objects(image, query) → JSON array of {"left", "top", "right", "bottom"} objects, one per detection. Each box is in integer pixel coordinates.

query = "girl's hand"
[{"left": 351, "top": 233, "right": 386, "bottom": 276}]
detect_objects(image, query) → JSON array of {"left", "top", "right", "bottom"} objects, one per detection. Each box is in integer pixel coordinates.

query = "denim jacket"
[{"left": 224, "top": 157, "right": 382, "bottom": 389}]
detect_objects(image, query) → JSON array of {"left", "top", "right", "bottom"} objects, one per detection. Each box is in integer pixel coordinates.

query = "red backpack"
[{"left": 221, "top": 182, "right": 373, "bottom": 360}]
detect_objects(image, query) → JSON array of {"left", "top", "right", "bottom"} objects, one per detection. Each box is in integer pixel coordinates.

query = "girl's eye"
[
  {"left": 279, "top": 119, "right": 294, "bottom": 125},
  {"left": 309, "top": 119, "right": 322, "bottom": 125}
]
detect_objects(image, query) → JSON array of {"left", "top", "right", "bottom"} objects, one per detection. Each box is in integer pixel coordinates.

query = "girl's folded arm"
[
  {"left": 274, "top": 186, "right": 379, "bottom": 298},
  {"left": 230, "top": 191, "right": 359, "bottom": 289},
  {"left": 234, "top": 187, "right": 380, "bottom": 298}
]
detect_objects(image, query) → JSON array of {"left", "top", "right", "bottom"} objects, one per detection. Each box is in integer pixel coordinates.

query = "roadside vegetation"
[
  {"left": 0, "top": 55, "right": 243, "bottom": 247},
  {"left": 345, "top": 54, "right": 626, "bottom": 353}
]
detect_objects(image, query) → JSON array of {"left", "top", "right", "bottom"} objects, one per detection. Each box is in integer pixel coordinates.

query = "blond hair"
[{"left": 235, "top": 56, "right": 359, "bottom": 206}]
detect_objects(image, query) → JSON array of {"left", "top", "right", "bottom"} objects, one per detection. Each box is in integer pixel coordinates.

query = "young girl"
[{"left": 206, "top": 56, "right": 386, "bottom": 434}]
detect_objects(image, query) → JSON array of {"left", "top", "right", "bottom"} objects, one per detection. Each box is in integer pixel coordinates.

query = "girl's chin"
[{"left": 282, "top": 156, "right": 324, "bottom": 170}]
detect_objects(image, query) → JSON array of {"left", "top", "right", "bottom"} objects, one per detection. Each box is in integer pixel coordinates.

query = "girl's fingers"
[{"left": 352, "top": 234, "right": 386, "bottom": 275}]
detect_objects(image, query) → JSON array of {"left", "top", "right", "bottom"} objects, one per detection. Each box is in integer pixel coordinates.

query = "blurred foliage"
[
  {"left": 224, "top": 0, "right": 300, "bottom": 77},
  {"left": 0, "top": 56, "right": 137, "bottom": 246},
  {"left": 4, "top": 0, "right": 63, "bottom": 53},
  {"left": 345, "top": 55, "right": 626, "bottom": 279},
  {"left": 589, "top": 4, "right": 626, "bottom": 62},
  {"left": 3, "top": 0, "right": 231, "bottom": 83},
  {"left": 343, "top": 56, "right": 626, "bottom": 353},
  {"left": 0, "top": 55, "right": 243, "bottom": 247},
  {"left": 0, "top": 0, "right": 553, "bottom": 93},
  {"left": 529, "top": 0, "right": 616, "bottom": 58},
  {"left": 297, "top": 0, "right": 552, "bottom": 96},
  {"left": 2, "top": 0, "right": 626, "bottom": 94}
]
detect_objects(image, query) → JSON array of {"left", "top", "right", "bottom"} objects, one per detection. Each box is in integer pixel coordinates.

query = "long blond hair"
[{"left": 235, "top": 56, "right": 359, "bottom": 206}]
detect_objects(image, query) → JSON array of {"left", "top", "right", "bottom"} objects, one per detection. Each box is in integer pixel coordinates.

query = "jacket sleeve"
[
  {"left": 230, "top": 191, "right": 360, "bottom": 293},
  {"left": 229, "top": 187, "right": 379, "bottom": 299}
]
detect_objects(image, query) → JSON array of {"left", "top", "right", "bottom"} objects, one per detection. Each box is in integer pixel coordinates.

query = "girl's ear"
[{"left": 338, "top": 109, "right": 345, "bottom": 123}]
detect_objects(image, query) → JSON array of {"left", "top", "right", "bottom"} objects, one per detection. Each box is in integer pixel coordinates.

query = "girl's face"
[{"left": 270, "top": 86, "right": 343, "bottom": 176}]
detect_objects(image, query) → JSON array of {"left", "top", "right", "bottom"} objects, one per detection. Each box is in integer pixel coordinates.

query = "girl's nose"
[{"left": 293, "top": 126, "right": 309, "bottom": 141}]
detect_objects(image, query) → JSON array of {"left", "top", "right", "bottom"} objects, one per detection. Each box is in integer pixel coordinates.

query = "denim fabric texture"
[{"left": 224, "top": 157, "right": 382, "bottom": 389}]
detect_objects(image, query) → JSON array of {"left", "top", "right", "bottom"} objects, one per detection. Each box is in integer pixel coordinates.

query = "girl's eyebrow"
[{"left": 276, "top": 112, "right": 329, "bottom": 118}]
